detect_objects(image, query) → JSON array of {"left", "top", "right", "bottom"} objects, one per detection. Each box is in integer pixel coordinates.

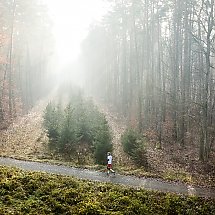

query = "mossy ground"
[{"left": 0, "top": 166, "right": 215, "bottom": 215}]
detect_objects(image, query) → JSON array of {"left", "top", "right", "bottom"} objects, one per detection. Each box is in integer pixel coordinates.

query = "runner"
[{"left": 107, "top": 152, "right": 115, "bottom": 175}]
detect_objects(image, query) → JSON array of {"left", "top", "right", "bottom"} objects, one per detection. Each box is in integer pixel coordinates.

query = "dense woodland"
[
  {"left": 0, "top": 0, "right": 53, "bottom": 124},
  {"left": 0, "top": 1, "right": 215, "bottom": 211},
  {"left": 81, "top": 0, "right": 215, "bottom": 161},
  {"left": 0, "top": 0, "right": 215, "bottom": 163}
]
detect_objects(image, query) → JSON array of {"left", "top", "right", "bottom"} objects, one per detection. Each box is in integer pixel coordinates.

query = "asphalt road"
[{"left": 0, "top": 157, "right": 214, "bottom": 198}]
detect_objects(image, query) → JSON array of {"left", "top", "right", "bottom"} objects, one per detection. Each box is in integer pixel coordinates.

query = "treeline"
[
  {"left": 81, "top": 0, "right": 215, "bottom": 161},
  {"left": 43, "top": 94, "right": 112, "bottom": 165},
  {"left": 0, "top": 0, "right": 53, "bottom": 125}
]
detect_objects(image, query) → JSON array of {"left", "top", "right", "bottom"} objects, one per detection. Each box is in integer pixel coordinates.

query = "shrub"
[
  {"left": 132, "top": 143, "right": 148, "bottom": 168},
  {"left": 94, "top": 117, "right": 112, "bottom": 165},
  {"left": 121, "top": 129, "right": 148, "bottom": 168},
  {"left": 58, "top": 103, "right": 78, "bottom": 154},
  {"left": 121, "top": 129, "right": 140, "bottom": 156},
  {"left": 1, "top": 166, "right": 215, "bottom": 215},
  {"left": 43, "top": 96, "right": 112, "bottom": 164},
  {"left": 43, "top": 102, "right": 62, "bottom": 148}
]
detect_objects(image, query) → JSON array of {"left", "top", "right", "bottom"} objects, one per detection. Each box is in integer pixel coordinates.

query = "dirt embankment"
[{"left": 0, "top": 99, "right": 50, "bottom": 160}]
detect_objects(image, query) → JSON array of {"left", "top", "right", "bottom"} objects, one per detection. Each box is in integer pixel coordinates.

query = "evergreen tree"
[{"left": 43, "top": 96, "right": 113, "bottom": 164}]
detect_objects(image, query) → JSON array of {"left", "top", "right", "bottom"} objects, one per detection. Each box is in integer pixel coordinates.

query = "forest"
[
  {"left": 81, "top": 0, "right": 215, "bottom": 162},
  {"left": 0, "top": 0, "right": 53, "bottom": 124},
  {"left": 0, "top": 0, "right": 215, "bottom": 214}
]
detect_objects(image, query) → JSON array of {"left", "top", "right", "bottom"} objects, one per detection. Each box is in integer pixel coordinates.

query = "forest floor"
[
  {"left": 96, "top": 102, "right": 215, "bottom": 188},
  {"left": 0, "top": 97, "right": 215, "bottom": 188}
]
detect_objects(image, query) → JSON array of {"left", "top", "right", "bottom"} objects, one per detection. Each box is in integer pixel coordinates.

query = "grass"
[
  {"left": 0, "top": 166, "right": 215, "bottom": 215},
  {"left": 162, "top": 170, "right": 194, "bottom": 184},
  {"left": 115, "top": 166, "right": 158, "bottom": 179}
]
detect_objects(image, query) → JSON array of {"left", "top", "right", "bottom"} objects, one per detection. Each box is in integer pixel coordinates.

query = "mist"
[
  {"left": 0, "top": 0, "right": 215, "bottom": 153},
  {"left": 44, "top": 0, "right": 110, "bottom": 91},
  {"left": 0, "top": 1, "right": 215, "bottom": 210}
]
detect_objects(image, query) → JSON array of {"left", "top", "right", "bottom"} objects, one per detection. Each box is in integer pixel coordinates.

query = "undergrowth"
[
  {"left": 121, "top": 128, "right": 148, "bottom": 168},
  {"left": 43, "top": 94, "right": 112, "bottom": 165},
  {"left": 0, "top": 166, "right": 215, "bottom": 215}
]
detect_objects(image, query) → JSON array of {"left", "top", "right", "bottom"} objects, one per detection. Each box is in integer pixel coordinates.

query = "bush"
[
  {"left": 2, "top": 166, "right": 215, "bottom": 215},
  {"left": 94, "top": 118, "right": 112, "bottom": 165},
  {"left": 121, "top": 129, "right": 140, "bottom": 156},
  {"left": 132, "top": 143, "right": 148, "bottom": 168},
  {"left": 121, "top": 129, "right": 148, "bottom": 168},
  {"left": 43, "top": 102, "right": 62, "bottom": 148},
  {"left": 58, "top": 103, "right": 78, "bottom": 154},
  {"left": 43, "top": 96, "right": 112, "bottom": 164}
]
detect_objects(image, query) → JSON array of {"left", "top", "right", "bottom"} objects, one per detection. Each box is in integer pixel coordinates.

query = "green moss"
[{"left": 0, "top": 166, "right": 215, "bottom": 215}]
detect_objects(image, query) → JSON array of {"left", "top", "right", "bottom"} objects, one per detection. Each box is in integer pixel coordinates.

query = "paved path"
[{"left": 0, "top": 157, "right": 215, "bottom": 198}]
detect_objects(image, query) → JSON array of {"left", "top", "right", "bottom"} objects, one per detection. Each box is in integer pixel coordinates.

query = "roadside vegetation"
[
  {"left": 0, "top": 96, "right": 214, "bottom": 187},
  {"left": 0, "top": 166, "right": 215, "bottom": 215},
  {"left": 43, "top": 94, "right": 112, "bottom": 165},
  {"left": 121, "top": 128, "right": 148, "bottom": 169}
]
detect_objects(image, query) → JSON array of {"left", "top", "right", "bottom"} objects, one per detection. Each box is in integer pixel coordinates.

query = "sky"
[{"left": 44, "top": 0, "right": 110, "bottom": 67}]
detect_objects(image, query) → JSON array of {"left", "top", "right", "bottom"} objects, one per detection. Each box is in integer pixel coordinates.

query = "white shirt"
[{"left": 107, "top": 155, "right": 112, "bottom": 164}]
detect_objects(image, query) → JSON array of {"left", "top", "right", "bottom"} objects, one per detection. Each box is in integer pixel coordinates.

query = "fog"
[
  {"left": 44, "top": 0, "right": 110, "bottom": 89},
  {"left": 0, "top": 0, "right": 214, "bottom": 163}
]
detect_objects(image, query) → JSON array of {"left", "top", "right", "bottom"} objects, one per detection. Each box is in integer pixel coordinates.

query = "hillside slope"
[
  {"left": 0, "top": 96, "right": 214, "bottom": 187},
  {"left": 0, "top": 99, "right": 50, "bottom": 161}
]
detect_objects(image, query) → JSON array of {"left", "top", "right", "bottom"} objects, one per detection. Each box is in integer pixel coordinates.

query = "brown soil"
[
  {"left": 0, "top": 99, "right": 50, "bottom": 160},
  {"left": 146, "top": 142, "right": 215, "bottom": 187}
]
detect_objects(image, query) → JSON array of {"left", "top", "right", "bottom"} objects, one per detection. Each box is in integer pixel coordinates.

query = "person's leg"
[
  {"left": 107, "top": 165, "right": 110, "bottom": 175},
  {"left": 110, "top": 168, "right": 115, "bottom": 174}
]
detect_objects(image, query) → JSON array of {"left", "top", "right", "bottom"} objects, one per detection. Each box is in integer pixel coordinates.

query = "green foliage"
[
  {"left": 121, "top": 129, "right": 140, "bottom": 156},
  {"left": 94, "top": 117, "right": 112, "bottom": 165},
  {"left": 121, "top": 129, "right": 148, "bottom": 168},
  {"left": 43, "top": 102, "right": 62, "bottom": 145},
  {"left": 163, "top": 170, "right": 193, "bottom": 184},
  {"left": 132, "top": 143, "right": 148, "bottom": 168},
  {"left": 1, "top": 166, "right": 215, "bottom": 215},
  {"left": 58, "top": 103, "right": 78, "bottom": 154},
  {"left": 43, "top": 96, "right": 112, "bottom": 164}
]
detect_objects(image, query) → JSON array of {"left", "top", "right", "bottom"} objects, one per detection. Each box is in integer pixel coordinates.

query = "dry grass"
[{"left": 0, "top": 100, "right": 51, "bottom": 161}]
